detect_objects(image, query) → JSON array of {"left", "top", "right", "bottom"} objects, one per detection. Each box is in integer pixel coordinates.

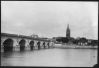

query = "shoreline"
[{"left": 53, "top": 44, "right": 98, "bottom": 49}]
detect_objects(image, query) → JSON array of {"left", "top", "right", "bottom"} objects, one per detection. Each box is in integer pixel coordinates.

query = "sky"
[{"left": 1, "top": 1, "right": 98, "bottom": 39}]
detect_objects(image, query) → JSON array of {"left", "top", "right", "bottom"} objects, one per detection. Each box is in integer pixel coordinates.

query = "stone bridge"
[{"left": 1, "top": 33, "right": 54, "bottom": 52}]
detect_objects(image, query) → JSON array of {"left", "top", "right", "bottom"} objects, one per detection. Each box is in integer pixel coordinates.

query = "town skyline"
[{"left": 1, "top": 1, "right": 98, "bottom": 39}]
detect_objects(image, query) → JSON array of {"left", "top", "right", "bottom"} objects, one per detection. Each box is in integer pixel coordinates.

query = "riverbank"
[{"left": 53, "top": 44, "right": 98, "bottom": 49}]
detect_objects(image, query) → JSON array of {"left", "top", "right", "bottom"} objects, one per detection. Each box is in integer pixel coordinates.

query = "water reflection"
[
  {"left": 1, "top": 48, "right": 97, "bottom": 67},
  {"left": 1, "top": 52, "right": 13, "bottom": 58}
]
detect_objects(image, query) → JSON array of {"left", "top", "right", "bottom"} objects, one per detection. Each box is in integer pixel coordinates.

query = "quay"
[{"left": 53, "top": 44, "right": 98, "bottom": 49}]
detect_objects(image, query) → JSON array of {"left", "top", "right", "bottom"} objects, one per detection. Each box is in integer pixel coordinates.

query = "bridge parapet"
[{"left": 1, "top": 33, "right": 52, "bottom": 42}]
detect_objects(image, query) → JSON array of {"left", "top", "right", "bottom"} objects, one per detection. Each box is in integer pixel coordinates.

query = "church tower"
[{"left": 66, "top": 24, "right": 70, "bottom": 38}]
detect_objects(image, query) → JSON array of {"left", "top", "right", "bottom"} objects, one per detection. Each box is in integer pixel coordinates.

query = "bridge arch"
[
  {"left": 19, "top": 39, "right": 26, "bottom": 51},
  {"left": 29, "top": 40, "right": 34, "bottom": 50},
  {"left": 3, "top": 38, "right": 14, "bottom": 52}
]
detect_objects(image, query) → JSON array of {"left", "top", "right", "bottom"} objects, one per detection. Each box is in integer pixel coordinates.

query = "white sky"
[{"left": 1, "top": 1, "right": 98, "bottom": 39}]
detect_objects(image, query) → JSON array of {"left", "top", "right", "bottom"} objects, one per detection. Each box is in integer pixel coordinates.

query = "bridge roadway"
[{"left": 1, "top": 33, "right": 54, "bottom": 52}]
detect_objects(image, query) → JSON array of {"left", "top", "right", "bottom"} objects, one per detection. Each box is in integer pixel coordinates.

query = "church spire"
[
  {"left": 66, "top": 24, "right": 70, "bottom": 38},
  {"left": 67, "top": 24, "right": 69, "bottom": 29}
]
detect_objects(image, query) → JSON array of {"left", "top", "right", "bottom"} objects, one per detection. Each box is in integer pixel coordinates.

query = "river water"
[{"left": 1, "top": 48, "right": 97, "bottom": 67}]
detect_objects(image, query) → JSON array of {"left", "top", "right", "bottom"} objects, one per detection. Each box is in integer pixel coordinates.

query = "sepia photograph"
[{"left": 1, "top": 1, "right": 98, "bottom": 67}]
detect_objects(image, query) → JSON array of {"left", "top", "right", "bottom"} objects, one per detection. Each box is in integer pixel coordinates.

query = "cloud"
[{"left": 1, "top": 1, "right": 98, "bottom": 39}]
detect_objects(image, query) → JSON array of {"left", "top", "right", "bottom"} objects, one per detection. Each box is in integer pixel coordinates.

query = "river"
[{"left": 1, "top": 48, "right": 97, "bottom": 67}]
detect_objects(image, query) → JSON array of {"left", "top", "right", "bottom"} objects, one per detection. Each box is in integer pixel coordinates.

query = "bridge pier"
[
  {"left": 43, "top": 42, "right": 46, "bottom": 49},
  {"left": 40, "top": 41, "right": 43, "bottom": 49},
  {"left": 33, "top": 40, "right": 38, "bottom": 50},
  {"left": 45, "top": 42, "right": 49, "bottom": 48},
  {"left": 3, "top": 38, "right": 13, "bottom": 52},
  {"left": 47, "top": 42, "right": 50, "bottom": 48},
  {"left": 37, "top": 41, "right": 40, "bottom": 50}
]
